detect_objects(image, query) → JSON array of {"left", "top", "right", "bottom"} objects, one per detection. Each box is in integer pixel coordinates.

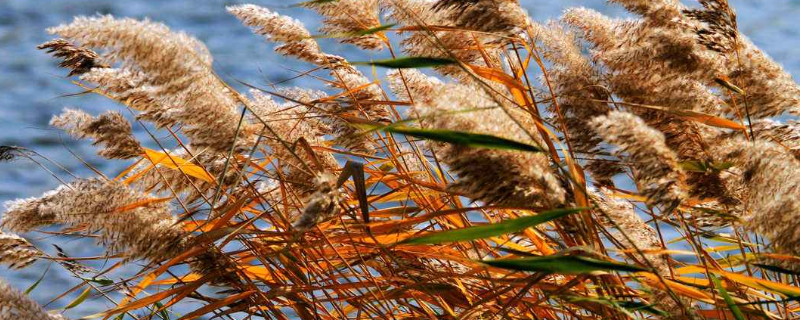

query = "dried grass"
[{"left": 2, "top": 0, "right": 800, "bottom": 319}]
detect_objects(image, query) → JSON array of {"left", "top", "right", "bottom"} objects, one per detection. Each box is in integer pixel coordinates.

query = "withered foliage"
[{"left": 2, "top": 1, "right": 800, "bottom": 319}]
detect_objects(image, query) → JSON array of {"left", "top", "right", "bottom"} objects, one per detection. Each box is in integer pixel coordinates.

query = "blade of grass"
[
  {"left": 710, "top": 274, "right": 746, "bottom": 320},
  {"left": 401, "top": 208, "right": 586, "bottom": 244},
  {"left": 25, "top": 264, "right": 50, "bottom": 295},
  {"left": 64, "top": 287, "right": 92, "bottom": 310},
  {"left": 483, "top": 254, "right": 648, "bottom": 274},
  {"left": 382, "top": 126, "right": 542, "bottom": 153},
  {"left": 353, "top": 57, "right": 456, "bottom": 69}
]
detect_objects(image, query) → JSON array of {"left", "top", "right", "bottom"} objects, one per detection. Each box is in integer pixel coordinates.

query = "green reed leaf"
[
  {"left": 715, "top": 77, "right": 746, "bottom": 95},
  {"left": 291, "top": 0, "right": 338, "bottom": 7},
  {"left": 383, "top": 126, "right": 542, "bottom": 152},
  {"left": 753, "top": 263, "right": 800, "bottom": 276},
  {"left": 711, "top": 274, "right": 746, "bottom": 320},
  {"left": 564, "top": 296, "right": 668, "bottom": 318},
  {"left": 25, "top": 264, "right": 50, "bottom": 295},
  {"left": 64, "top": 286, "right": 92, "bottom": 310},
  {"left": 354, "top": 57, "right": 456, "bottom": 69},
  {"left": 402, "top": 208, "right": 586, "bottom": 244},
  {"left": 483, "top": 254, "right": 648, "bottom": 274},
  {"left": 154, "top": 302, "right": 171, "bottom": 320},
  {"left": 313, "top": 23, "right": 396, "bottom": 39}
]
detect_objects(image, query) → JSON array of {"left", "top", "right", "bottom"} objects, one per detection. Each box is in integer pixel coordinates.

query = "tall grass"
[{"left": 2, "top": 0, "right": 800, "bottom": 319}]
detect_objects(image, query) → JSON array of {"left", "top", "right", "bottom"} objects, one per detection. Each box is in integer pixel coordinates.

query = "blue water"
[{"left": 1, "top": 0, "right": 799, "bottom": 317}]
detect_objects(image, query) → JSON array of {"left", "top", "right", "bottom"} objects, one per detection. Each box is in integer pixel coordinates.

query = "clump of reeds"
[{"left": 3, "top": 0, "right": 800, "bottom": 319}]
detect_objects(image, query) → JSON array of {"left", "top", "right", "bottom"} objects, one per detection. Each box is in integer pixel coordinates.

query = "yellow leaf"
[
  {"left": 151, "top": 274, "right": 204, "bottom": 286},
  {"left": 177, "top": 290, "right": 256, "bottom": 320},
  {"left": 142, "top": 148, "right": 215, "bottom": 183},
  {"left": 677, "top": 265, "right": 800, "bottom": 297},
  {"left": 678, "top": 112, "right": 746, "bottom": 131},
  {"left": 467, "top": 64, "right": 527, "bottom": 92},
  {"left": 110, "top": 197, "right": 172, "bottom": 214},
  {"left": 637, "top": 272, "right": 714, "bottom": 303}
]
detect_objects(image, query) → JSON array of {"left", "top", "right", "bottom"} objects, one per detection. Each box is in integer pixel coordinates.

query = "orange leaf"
[
  {"left": 637, "top": 272, "right": 714, "bottom": 303},
  {"left": 150, "top": 274, "right": 204, "bottom": 286},
  {"left": 678, "top": 265, "right": 800, "bottom": 297},
  {"left": 678, "top": 112, "right": 746, "bottom": 131},
  {"left": 142, "top": 148, "right": 215, "bottom": 183},
  {"left": 466, "top": 64, "right": 527, "bottom": 93},
  {"left": 108, "top": 245, "right": 210, "bottom": 319},
  {"left": 110, "top": 197, "right": 172, "bottom": 214},
  {"left": 177, "top": 290, "right": 257, "bottom": 320},
  {"left": 90, "top": 275, "right": 210, "bottom": 320}
]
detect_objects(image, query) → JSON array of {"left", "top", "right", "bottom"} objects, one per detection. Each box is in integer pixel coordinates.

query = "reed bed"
[{"left": 2, "top": 0, "right": 800, "bottom": 319}]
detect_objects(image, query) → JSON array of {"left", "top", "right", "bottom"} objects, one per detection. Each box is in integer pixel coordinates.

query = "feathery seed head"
[
  {"left": 0, "top": 232, "right": 41, "bottom": 270},
  {"left": 683, "top": 0, "right": 738, "bottom": 53},
  {"left": 305, "top": 0, "right": 385, "bottom": 50},
  {"left": 51, "top": 108, "right": 142, "bottom": 159},
  {"left": 0, "top": 277, "right": 66, "bottom": 320},
  {"left": 386, "top": 69, "right": 442, "bottom": 106},
  {"left": 49, "top": 15, "right": 255, "bottom": 154},
  {"left": 292, "top": 173, "right": 343, "bottom": 232},
  {"left": 432, "top": 0, "right": 529, "bottom": 34},
  {"left": 2, "top": 179, "right": 187, "bottom": 262},
  {"left": 591, "top": 111, "right": 686, "bottom": 209},
  {"left": 37, "top": 38, "right": 107, "bottom": 76},
  {"left": 718, "top": 140, "right": 800, "bottom": 256},
  {"left": 227, "top": 4, "right": 325, "bottom": 64},
  {"left": 415, "top": 83, "right": 565, "bottom": 207}
]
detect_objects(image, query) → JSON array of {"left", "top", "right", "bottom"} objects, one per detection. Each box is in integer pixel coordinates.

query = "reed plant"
[{"left": 2, "top": 0, "right": 800, "bottom": 319}]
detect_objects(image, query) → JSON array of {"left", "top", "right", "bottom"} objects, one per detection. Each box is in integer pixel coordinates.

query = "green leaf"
[
  {"left": 80, "top": 277, "right": 114, "bottom": 286},
  {"left": 564, "top": 296, "right": 668, "bottom": 318},
  {"left": 313, "top": 23, "right": 396, "bottom": 39},
  {"left": 64, "top": 286, "right": 92, "bottom": 310},
  {"left": 154, "top": 302, "right": 171, "bottom": 320},
  {"left": 402, "top": 208, "right": 586, "bottom": 244},
  {"left": 352, "top": 23, "right": 396, "bottom": 36},
  {"left": 353, "top": 57, "right": 456, "bottom": 69},
  {"left": 482, "top": 254, "right": 648, "bottom": 274},
  {"left": 291, "top": 0, "right": 337, "bottom": 7},
  {"left": 679, "top": 160, "right": 709, "bottom": 173},
  {"left": 383, "top": 126, "right": 542, "bottom": 153},
  {"left": 715, "top": 77, "right": 746, "bottom": 95},
  {"left": 25, "top": 264, "right": 50, "bottom": 295},
  {"left": 710, "top": 274, "right": 746, "bottom": 320},
  {"left": 753, "top": 263, "right": 800, "bottom": 276},
  {"left": 678, "top": 160, "right": 734, "bottom": 173}
]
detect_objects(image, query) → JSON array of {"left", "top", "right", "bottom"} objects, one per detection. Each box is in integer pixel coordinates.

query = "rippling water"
[{"left": 0, "top": 0, "right": 798, "bottom": 317}]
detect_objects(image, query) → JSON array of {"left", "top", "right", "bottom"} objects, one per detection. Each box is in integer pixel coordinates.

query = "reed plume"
[
  {"left": 49, "top": 15, "right": 258, "bottom": 154},
  {"left": 38, "top": 39, "right": 106, "bottom": 77},
  {"left": 591, "top": 111, "right": 686, "bottom": 210},
  {"left": 0, "top": 278, "right": 65, "bottom": 320},
  {"left": 305, "top": 0, "right": 385, "bottom": 50},
  {"left": 414, "top": 83, "right": 565, "bottom": 207},
  {"left": 432, "top": 0, "right": 529, "bottom": 34},
  {"left": 382, "top": 0, "right": 504, "bottom": 77},
  {"left": 229, "top": 4, "right": 391, "bottom": 153},
  {"left": 226, "top": 4, "right": 325, "bottom": 64},
  {"left": 2, "top": 178, "right": 187, "bottom": 263},
  {"left": 591, "top": 188, "right": 695, "bottom": 318},
  {"left": 8, "top": 1, "right": 800, "bottom": 319},
  {"left": 292, "top": 173, "right": 343, "bottom": 232},
  {"left": 718, "top": 140, "right": 800, "bottom": 256},
  {"left": 0, "top": 232, "right": 41, "bottom": 270},
  {"left": 249, "top": 89, "right": 337, "bottom": 193},
  {"left": 50, "top": 108, "right": 142, "bottom": 160}
]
